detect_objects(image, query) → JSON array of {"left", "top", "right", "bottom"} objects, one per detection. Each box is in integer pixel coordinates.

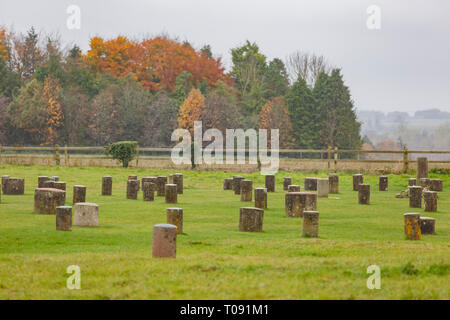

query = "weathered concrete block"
[
  {"left": 285, "top": 192, "right": 316, "bottom": 218},
  {"left": 233, "top": 175, "right": 245, "bottom": 195},
  {"left": 329, "top": 174, "right": 339, "bottom": 194},
  {"left": 152, "top": 224, "right": 177, "bottom": 258},
  {"left": 239, "top": 207, "right": 264, "bottom": 232},
  {"left": 358, "top": 184, "right": 370, "bottom": 205},
  {"left": 3, "top": 177, "right": 25, "bottom": 195},
  {"left": 317, "top": 178, "right": 329, "bottom": 198},
  {"left": 430, "top": 179, "right": 443, "bottom": 192},
  {"left": 127, "top": 179, "right": 139, "bottom": 200},
  {"left": 283, "top": 177, "right": 292, "bottom": 191},
  {"left": 74, "top": 202, "right": 99, "bottom": 227},
  {"left": 223, "top": 178, "right": 233, "bottom": 190},
  {"left": 34, "top": 188, "right": 66, "bottom": 214},
  {"left": 288, "top": 185, "right": 300, "bottom": 192},
  {"left": 420, "top": 217, "right": 435, "bottom": 235},
  {"left": 416, "top": 157, "right": 428, "bottom": 180},
  {"left": 304, "top": 177, "right": 317, "bottom": 191},
  {"left": 56, "top": 206, "right": 72, "bottom": 231},
  {"left": 102, "top": 176, "right": 112, "bottom": 196},
  {"left": 408, "top": 186, "right": 422, "bottom": 208},
  {"left": 156, "top": 176, "right": 167, "bottom": 196},
  {"left": 169, "top": 173, "right": 183, "bottom": 194},
  {"left": 404, "top": 213, "right": 421, "bottom": 240},
  {"left": 254, "top": 188, "right": 267, "bottom": 209},
  {"left": 240, "top": 180, "right": 253, "bottom": 202},
  {"left": 379, "top": 176, "right": 388, "bottom": 191},
  {"left": 265, "top": 175, "right": 275, "bottom": 192},
  {"left": 73, "top": 185, "right": 86, "bottom": 204},
  {"left": 142, "top": 181, "right": 155, "bottom": 201},
  {"left": 38, "top": 176, "right": 49, "bottom": 188},
  {"left": 166, "top": 208, "right": 183, "bottom": 234},
  {"left": 302, "top": 211, "right": 319, "bottom": 238},
  {"left": 353, "top": 174, "right": 363, "bottom": 191},
  {"left": 423, "top": 191, "right": 437, "bottom": 212},
  {"left": 165, "top": 184, "right": 177, "bottom": 204}
]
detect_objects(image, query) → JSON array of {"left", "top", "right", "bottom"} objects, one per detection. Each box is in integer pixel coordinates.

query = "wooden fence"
[{"left": 1, "top": 145, "right": 449, "bottom": 173}]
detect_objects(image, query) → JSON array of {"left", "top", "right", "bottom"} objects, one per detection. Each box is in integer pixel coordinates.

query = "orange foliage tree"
[
  {"left": 0, "top": 28, "right": 8, "bottom": 60},
  {"left": 43, "top": 75, "right": 63, "bottom": 145},
  {"left": 258, "top": 97, "right": 295, "bottom": 148},
  {"left": 177, "top": 88, "right": 206, "bottom": 135},
  {"left": 84, "top": 36, "right": 229, "bottom": 92}
]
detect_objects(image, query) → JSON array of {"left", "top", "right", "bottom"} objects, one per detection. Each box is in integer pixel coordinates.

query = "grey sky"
[{"left": 1, "top": 0, "right": 449, "bottom": 113}]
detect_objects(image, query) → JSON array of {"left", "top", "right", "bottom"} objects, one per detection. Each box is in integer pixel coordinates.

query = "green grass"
[{"left": 0, "top": 165, "right": 449, "bottom": 300}]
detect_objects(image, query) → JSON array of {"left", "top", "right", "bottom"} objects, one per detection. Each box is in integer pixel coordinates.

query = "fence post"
[
  {"left": 403, "top": 146, "right": 409, "bottom": 173},
  {"left": 64, "top": 144, "right": 68, "bottom": 166},
  {"left": 327, "top": 146, "right": 331, "bottom": 170},
  {"left": 334, "top": 147, "right": 338, "bottom": 172},
  {"left": 54, "top": 145, "right": 60, "bottom": 166},
  {"left": 136, "top": 145, "right": 140, "bottom": 168}
]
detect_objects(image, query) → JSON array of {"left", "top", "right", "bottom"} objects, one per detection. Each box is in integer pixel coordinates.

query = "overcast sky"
[{"left": 1, "top": 0, "right": 449, "bottom": 113}]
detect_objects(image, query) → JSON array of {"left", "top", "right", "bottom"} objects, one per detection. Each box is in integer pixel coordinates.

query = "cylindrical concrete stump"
[
  {"left": 423, "top": 191, "right": 437, "bottom": 212},
  {"left": 156, "top": 176, "right": 167, "bottom": 196},
  {"left": 419, "top": 178, "right": 431, "bottom": 189},
  {"left": 54, "top": 181, "right": 66, "bottom": 191},
  {"left": 420, "top": 217, "right": 435, "bottom": 235},
  {"left": 329, "top": 174, "right": 339, "bottom": 194},
  {"left": 404, "top": 213, "right": 421, "bottom": 240},
  {"left": 416, "top": 157, "right": 428, "bottom": 180},
  {"left": 34, "top": 188, "right": 66, "bottom": 214},
  {"left": 223, "top": 178, "right": 233, "bottom": 190},
  {"left": 239, "top": 207, "right": 264, "bottom": 232},
  {"left": 56, "top": 206, "right": 72, "bottom": 231},
  {"left": 3, "top": 177, "right": 25, "bottom": 195},
  {"left": 353, "top": 174, "right": 363, "bottom": 191},
  {"left": 42, "top": 180, "right": 55, "bottom": 188},
  {"left": 358, "top": 184, "right": 370, "bottom": 204},
  {"left": 73, "top": 202, "right": 99, "bottom": 227},
  {"left": 169, "top": 173, "right": 183, "bottom": 194},
  {"left": 265, "top": 175, "right": 275, "bottom": 192},
  {"left": 51, "top": 176, "right": 59, "bottom": 182},
  {"left": 102, "top": 176, "right": 112, "bottom": 196},
  {"left": 304, "top": 177, "right": 317, "bottom": 191},
  {"left": 73, "top": 185, "right": 86, "bottom": 204},
  {"left": 165, "top": 184, "right": 178, "bottom": 204},
  {"left": 283, "top": 177, "right": 292, "bottom": 191},
  {"left": 409, "top": 186, "right": 422, "bottom": 208},
  {"left": 254, "top": 188, "right": 267, "bottom": 209},
  {"left": 430, "top": 179, "right": 443, "bottom": 192},
  {"left": 302, "top": 211, "right": 319, "bottom": 238},
  {"left": 408, "top": 178, "right": 416, "bottom": 186},
  {"left": 240, "top": 180, "right": 253, "bottom": 202},
  {"left": 127, "top": 179, "right": 139, "bottom": 200},
  {"left": 1, "top": 175, "right": 9, "bottom": 193},
  {"left": 38, "top": 176, "right": 49, "bottom": 188},
  {"left": 166, "top": 208, "right": 183, "bottom": 234},
  {"left": 288, "top": 185, "right": 300, "bottom": 192},
  {"left": 379, "top": 176, "right": 388, "bottom": 191},
  {"left": 232, "top": 175, "right": 245, "bottom": 195},
  {"left": 285, "top": 192, "right": 316, "bottom": 218},
  {"left": 142, "top": 181, "right": 155, "bottom": 201},
  {"left": 152, "top": 224, "right": 177, "bottom": 258},
  {"left": 128, "top": 175, "right": 137, "bottom": 180},
  {"left": 317, "top": 178, "right": 329, "bottom": 198}
]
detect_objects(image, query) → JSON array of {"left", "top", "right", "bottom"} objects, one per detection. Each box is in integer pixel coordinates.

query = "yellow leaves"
[
  {"left": 177, "top": 88, "right": 206, "bottom": 135},
  {"left": 43, "top": 76, "right": 63, "bottom": 145},
  {"left": 0, "top": 28, "right": 8, "bottom": 60},
  {"left": 259, "top": 97, "right": 295, "bottom": 148}
]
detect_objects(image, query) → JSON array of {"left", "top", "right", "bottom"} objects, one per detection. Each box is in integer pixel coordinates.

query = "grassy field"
[{"left": 0, "top": 165, "right": 448, "bottom": 300}]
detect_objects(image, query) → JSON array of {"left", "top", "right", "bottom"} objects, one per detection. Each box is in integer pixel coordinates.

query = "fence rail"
[{"left": 1, "top": 145, "right": 449, "bottom": 172}]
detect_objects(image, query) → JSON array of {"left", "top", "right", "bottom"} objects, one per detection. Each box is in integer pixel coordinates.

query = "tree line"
[{"left": 0, "top": 27, "right": 361, "bottom": 149}]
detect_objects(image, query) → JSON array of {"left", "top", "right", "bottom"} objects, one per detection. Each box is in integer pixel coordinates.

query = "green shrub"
[{"left": 105, "top": 141, "right": 138, "bottom": 168}]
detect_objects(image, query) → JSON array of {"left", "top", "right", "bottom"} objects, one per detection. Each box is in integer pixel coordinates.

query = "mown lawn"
[{"left": 0, "top": 165, "right": 448, "bottom": 299}]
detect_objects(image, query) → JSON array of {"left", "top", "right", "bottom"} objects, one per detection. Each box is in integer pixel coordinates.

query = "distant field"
[{"left": 0, "top": 165, "right": 448, "bottom": 299}]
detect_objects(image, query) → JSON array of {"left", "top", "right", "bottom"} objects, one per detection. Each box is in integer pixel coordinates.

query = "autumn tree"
[
  {"left": 258, "top": 97, "right": 294, "bottom": 148},
  {"left": 177, "top": 88, "right": 206, "bottom": 135},
  {"left": 43, "top": 75, "right": 63, "bottom": 145},
  {"left": 11, "top": 27, "right": 45, "bottom": 80},
  {"left": 0, "top": 28, "right": 8, "bottom": 60}
]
